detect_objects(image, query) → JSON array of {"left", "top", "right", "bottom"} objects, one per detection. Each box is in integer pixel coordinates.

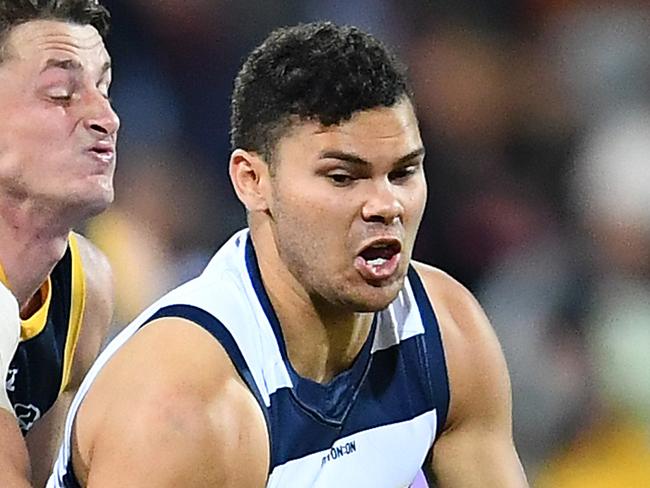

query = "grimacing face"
[
  {"left": 267, "top": 99, "right": 427, "bottom": 312},
  {"left": 0, "top": 20, "right": 119, "bottom": 217}
]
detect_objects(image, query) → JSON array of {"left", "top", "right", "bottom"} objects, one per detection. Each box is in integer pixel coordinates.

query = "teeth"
[{"left": 367, "top": 257, "right": 387, "bottom": 266}]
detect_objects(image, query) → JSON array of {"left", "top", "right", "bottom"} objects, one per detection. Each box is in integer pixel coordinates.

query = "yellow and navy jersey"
[{"left": 3, "top": 234, "right": 86, "bottom": 434}]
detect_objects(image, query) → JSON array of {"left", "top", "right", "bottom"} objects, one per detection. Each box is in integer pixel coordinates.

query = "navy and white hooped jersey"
[{"left": 49, "top": 229, "right": 449, "bottom": 488}]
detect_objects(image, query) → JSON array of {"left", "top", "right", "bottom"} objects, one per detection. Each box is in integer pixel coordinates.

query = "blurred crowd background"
[{"left": 88, "top": 0, "right": 650, "bottom": 486}]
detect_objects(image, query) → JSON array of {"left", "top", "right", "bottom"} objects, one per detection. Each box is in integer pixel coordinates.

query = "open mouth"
[
  {"left": 88, "top": 145, "right": 115, "bottom": 165},
  {"left": 360, "top": 240, "right": 401, "bottom": 264},
  {"left": 90, "top": 146, "right": 113, "bottom": 156},
  {"left": 355, "top": 239, "right": 402, "bottom": 282}
]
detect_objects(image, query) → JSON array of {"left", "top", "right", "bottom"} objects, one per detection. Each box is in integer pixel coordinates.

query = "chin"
[
  {"left": 351, "top": 300, "right": 395, "bottom": 313},
  {"left": 343, "top": 282, "right": 404, "bottom": 313},
  {"left": 65, "top": 186, "right": 114, "bottom": 219},
  {"left": 87, "top": 191, "right": 114, "bottom": 215}
]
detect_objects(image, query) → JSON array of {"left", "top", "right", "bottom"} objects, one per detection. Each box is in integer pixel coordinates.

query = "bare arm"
[
  {"left": 414, "top": 263, "right": 528, "bottom": 487},
  {"left": 26, "top": 234, "right": 114, "bottom": 486},
  {"left": 67, "top": 233, "right": 115, "bottom": 382},
  {"left": 75, "top": 318, "right": 269, "bottom": 487},
  {"left": 1, "top": 282, "right": 32, "bottom": 487},
  {"left": 25, "top": 391, "right": 73, "bottom": 487},
  {"left": 0, "top": 409, "right": 32, "bottom": 487}
]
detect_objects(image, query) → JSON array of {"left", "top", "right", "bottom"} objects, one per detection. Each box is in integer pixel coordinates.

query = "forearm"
[
  {"left": 0, "top": 283, "right": 30, "bottom": 486},
  {"left": 0, "top": 408, "right": 32, "bottom": 488}
]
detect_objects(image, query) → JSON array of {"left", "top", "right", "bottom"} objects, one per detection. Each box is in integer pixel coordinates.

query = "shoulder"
[
  {"left": 411, "top": 261, "right": 491, "bottom": 344},
  {"left": 70, "top": 232, "right": 113, "bottom": 305},
  {"left": 76, "top": 317, "right": 269, "bottom": 487},
  {"left": 411, "top": 261, "right": 512, "bottom": 431},
  {"left": 67, "top": 232, "right": 113, "bottom": 389}
]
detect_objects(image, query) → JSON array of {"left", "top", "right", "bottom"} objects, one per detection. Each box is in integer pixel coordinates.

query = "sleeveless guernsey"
[{"left": 49, "top": 229, "right": 448, "bottom": 488}]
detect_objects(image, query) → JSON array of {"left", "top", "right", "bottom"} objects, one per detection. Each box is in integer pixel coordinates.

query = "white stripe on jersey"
[{"left": 266, "top": 409, "right": 438, "bottom": 488}]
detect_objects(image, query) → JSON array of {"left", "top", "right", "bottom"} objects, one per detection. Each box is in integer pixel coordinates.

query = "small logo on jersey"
[
  {"left": 5, "top": 368, "right": 17, "bottom": 392},
  {"left": 321, "top": 440, "right": 357, "bottom": 466},
  {"left": 14, "top": 403, "right": 41, "bottom": 432}
]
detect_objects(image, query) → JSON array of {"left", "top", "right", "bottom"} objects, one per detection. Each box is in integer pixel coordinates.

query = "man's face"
[
  {"left": 0, "top": 20, "right": 119, "bottom": 217},
  {"left": 267, "top": 99, "right": 427, "bottom": 312}
]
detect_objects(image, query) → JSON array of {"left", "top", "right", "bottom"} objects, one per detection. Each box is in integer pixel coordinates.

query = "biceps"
[
  {"left": 431, "top": 427, "right": 528, "bottom": 488},
  {"left": 85, "top": 390, "right": 269, "bottom": 488},
  {"left": 87, "top": 425, "right": 215, "bottom": 486},
  {"left": 86, "top": 444, "right": 209, "bottom": 488}
]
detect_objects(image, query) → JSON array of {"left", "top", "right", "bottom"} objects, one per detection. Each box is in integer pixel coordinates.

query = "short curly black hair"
[
  {"left": 0, "top": 0, "right": 110, "bottom": 62},
  {"left": 230, "top": 21, "right": 413, "bottom": 162}
]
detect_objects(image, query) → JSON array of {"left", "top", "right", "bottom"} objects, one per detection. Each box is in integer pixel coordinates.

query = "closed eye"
[
  {"left": 49, "top": 94, "right": 73, "bottom": 105},
  {"left": 45, "top": 86, "right": 74, "bottom": 104}
]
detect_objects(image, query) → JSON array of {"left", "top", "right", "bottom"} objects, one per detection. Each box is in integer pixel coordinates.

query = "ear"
[{"left": 229, "top": 149, "right": 271, "bottom": 212}]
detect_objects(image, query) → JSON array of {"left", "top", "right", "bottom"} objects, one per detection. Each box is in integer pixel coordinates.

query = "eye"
[
  {"left": 49, "top": 95, "right": 73, "bottom": 106},
  {"left": 327, "top": 173, "right": 356, "bottom": 187},
  {"left": 47, "top": 88, "right": 73, "bottom": 104},
  {"left": 389, "top": 165, "right": 418, "bottom": 183}
]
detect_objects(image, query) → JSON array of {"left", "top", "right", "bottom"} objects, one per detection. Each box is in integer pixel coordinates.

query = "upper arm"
[
  {"left": 77, "top": 317, "right": 269, "bottom": 488},
  {"left": 413, "top": 262, "right": 528, "bottom": 487},
  {"left": 25, "top": 390, "right": 74, "bottom": 486},
  {"left": 68, "top": 233, "right": 114, "bottom": 390},
  {"left": 24, "top": 234, "right": 114, "bottom": 485}
]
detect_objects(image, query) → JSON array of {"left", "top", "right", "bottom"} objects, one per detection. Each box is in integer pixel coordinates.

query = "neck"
[
  {"left": 251, "top": 224, "right": 374, "bottom": 383},
  {"left": 0, "top": 195, "right": 72, "bottom": 307}
]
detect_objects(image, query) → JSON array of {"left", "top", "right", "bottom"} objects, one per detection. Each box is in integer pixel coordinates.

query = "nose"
[
  {"left": 361, "top": 178, "right": 404, "bottom": 224},
  {"left": 83, "top": 92, "right": 120, "bottom": 137}
]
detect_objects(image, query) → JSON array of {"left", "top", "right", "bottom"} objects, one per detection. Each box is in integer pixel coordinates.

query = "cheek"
[
  {"left": 275, "top": 191, "right": 351, "bottom": 256},
  {"left": 280, "top": 200, "right": 331, "bottom": 241},
  {"left": 281, "top": 185, "right": 348, "bottom": 222},
  {"left": 5, "top": 109, "right": 71, "bottom": 159}
]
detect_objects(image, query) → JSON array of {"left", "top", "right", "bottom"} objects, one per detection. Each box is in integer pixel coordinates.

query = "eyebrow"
[
  {"left": 319, "top": 147, "right": 426, "bottom": 167},
  {"left": 40, "top": 58, "right": 112, "bottom": 76}
]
